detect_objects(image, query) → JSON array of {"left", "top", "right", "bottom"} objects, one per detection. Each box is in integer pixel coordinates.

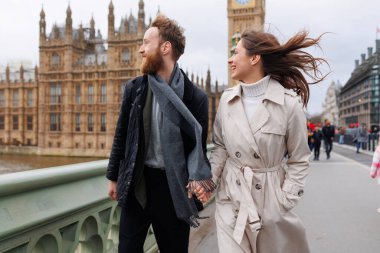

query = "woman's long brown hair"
[{"left": 241, "top": 30, "right": 329, "bottom": 107}]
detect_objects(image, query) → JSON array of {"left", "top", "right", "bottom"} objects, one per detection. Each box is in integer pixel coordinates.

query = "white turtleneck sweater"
[{"left": 240, "top": 75, "right": 270, "bottom": 122}]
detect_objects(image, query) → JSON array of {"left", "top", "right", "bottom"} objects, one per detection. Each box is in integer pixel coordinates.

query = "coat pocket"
[{"left": 273, "top": 174, "right": 296, "bottom": 213}]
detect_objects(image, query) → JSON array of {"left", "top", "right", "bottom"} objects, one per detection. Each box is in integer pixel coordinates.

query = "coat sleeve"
[
  {"left": 197, "top": 93, "right": 209, "bottom": 157},
  {"left": 283, "top": 99, "right": 310, "bottom": 207},
  {"left": 106, "top": 81, "right": 133, "bottom": 182},
  {"left": 210, "top": 103, "right": 228, "bottom": 184}
]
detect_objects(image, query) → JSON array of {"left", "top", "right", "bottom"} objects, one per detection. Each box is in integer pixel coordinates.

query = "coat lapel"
[
  {"left": 143, "top": 86, "right": 153, "bottom": 156},
  {"left": 249, "top": 101, "right": 269, "bottom": 135},
  {"left": 226, "top": 86, "right": 261, "bottom": 156}
]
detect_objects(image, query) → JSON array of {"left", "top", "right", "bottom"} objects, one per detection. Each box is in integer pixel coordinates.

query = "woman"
[{"left": 204, "top": 30, "right": 327, "bottom": 252}]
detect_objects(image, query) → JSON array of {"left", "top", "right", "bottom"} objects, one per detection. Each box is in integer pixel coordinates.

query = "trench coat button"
[
  {"left": 298, "top": 190, "right": 304, "bottom": 196},
  {"left": 255, "top": 184, "right": 262, "bottom": 190},
  {"left": 234, "top": 215, "right": 238, "bottom": 219},
  {"left": 236, "top": 179, "right": 241, "bottom": 186},
  {"left": 253, "top": 153, "right": 260, "bottom": 159},
  {"left": 235, "top": 152, "right": 241, "bottom": 158},
  {"left": 235, "top": 208, "right": 239, "bottom": 213}
]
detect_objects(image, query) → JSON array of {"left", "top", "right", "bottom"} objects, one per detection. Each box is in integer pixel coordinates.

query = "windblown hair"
[
  {"left": 151, "top": 15, "right": 186, "bottom": 61},
  {"left": 241, "top": 30, "right": 329, "bottom": 107}
]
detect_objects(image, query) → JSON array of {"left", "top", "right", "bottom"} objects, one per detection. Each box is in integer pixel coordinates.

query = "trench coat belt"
[{"left": 231, "top": 161, "right": 282, "bottom": 245}]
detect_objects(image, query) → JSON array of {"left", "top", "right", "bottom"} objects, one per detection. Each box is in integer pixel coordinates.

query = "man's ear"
[
  {"left": 250, "top": 55, "right": 261, "bottom": 66},
  {"left": 161, "top": 41, "right": 172, "bottom": 56}
]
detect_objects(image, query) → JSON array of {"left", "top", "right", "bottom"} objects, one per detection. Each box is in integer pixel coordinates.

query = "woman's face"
[{"left": 228, "top": 40, "right": 254, "bottom": 82}]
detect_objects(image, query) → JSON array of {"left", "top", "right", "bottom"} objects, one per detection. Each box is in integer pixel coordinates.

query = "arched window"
[
  {"left": 121, "top": 48, "right": 130, "bottom": 63},
  {"left": 51, "top": 53, "right": 60, "bottom": 67}
]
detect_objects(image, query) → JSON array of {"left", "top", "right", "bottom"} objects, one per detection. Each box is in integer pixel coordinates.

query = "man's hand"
[
  {"left": 195, "top": 183, "right": 212, "bottom": 203},
  {"left": 108, "top": 180, "right": 118, "bottom": 200},
  {"left": 187, "top": 182, "right": 212, "bottom": 203}
]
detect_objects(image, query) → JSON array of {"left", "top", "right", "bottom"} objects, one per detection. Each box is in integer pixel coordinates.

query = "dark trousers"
[
  {"left": 118, "top": 168, "right": 190, "bottom": 253},
  {"left": 324, "top": 139, "right": 333, "bottom": 157},
  {"left": 314, "top": 142, "right": 321, "bottom": 159}
]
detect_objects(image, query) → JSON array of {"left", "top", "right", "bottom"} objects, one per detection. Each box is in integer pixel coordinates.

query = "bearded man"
[{"left": 106, "top": 15, "right": 215, "bottom": 253}]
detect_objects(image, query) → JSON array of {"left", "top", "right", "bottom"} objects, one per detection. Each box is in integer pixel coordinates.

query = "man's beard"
[{"left": 141, "top": 48, "right": 164, "bottom": 74}]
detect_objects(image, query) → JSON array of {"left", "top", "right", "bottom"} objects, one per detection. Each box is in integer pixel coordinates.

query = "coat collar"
[
  {"left": 181, "top": 69, "right": 194, "bottom": 101},
  {"left": 226, "top": 77, "right": 285, "bottom": 105}
]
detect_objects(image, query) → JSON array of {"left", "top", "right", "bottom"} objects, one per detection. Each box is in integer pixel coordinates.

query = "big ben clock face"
[
  {"left": 232, "top": 0, "right": 256, "bottom": 8},
  {"left": 236, "top": 0, "right": 251, "bottom": 4}
]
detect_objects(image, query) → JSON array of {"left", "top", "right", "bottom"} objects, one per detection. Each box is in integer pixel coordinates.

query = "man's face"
[{"left": 139, "top": 27, "right": 164, "bottom": 74}]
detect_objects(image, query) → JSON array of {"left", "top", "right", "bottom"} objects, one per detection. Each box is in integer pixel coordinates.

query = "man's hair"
[{"left": 151, "top": 15, "right": 185, "bottom": 61}]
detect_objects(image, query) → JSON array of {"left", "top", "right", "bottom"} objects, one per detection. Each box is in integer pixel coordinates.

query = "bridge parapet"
[{"left": 0, "top": 160, "right": 158, "bottom": 253}]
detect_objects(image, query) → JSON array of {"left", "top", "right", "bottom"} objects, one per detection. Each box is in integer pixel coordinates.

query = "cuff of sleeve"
[{"left": 106, "top": 173, "right": 118, "bottom": 182}]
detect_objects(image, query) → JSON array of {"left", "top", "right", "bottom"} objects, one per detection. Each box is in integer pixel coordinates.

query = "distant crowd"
[{"left": 307, "top": 120, "right": 380, "bottom": 160}]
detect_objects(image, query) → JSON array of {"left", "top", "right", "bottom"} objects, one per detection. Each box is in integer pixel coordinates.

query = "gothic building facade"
[
  {"left": 339, "top": 40, "right": 380, "bottom": 128},
  {"left": 0, "top": 1, "right": 224, "bottom": 156}
]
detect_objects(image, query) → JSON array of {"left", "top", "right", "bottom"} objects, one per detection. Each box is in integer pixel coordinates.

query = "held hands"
[{"left": 186, "top": 180, "right": 216, "bottom": 203}]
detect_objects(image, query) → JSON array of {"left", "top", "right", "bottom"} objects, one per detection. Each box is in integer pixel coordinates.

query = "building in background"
[
  {"left": 0, "top": 1, "right": 224, "bottom": 156},
  {"left": 321, "top": 81, "right": 341, "bottom": 126},
  {"left": 339, "top": 39, "right": 380, "bottom": 128},
  {"left": 227, "top": 0, "right": 265, "bottom": 86},
  {"left": 0, "top": 62, "right": 38, "bottom": 147}
]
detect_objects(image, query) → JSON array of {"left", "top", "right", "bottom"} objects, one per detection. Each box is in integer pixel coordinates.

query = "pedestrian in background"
[
  {"left": 338, "top": 126, "right": 345, "bottom": 144},
  {"left": 322, "top": 119, "right": 335, "bottom": 159},
  {"left": 312, "top": 126, "right": 323, "bottom": 161},
  {"left": 354, "top": 123, "right": 368, "bottom": 153},
  {"left": 203, "top": 29, "right": 328, "bottom": 253},
  {"left": 370, "top": 137, "right": 380, "bottom": 213}
]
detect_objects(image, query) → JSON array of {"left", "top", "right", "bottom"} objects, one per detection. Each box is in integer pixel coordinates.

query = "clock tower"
[{"left": 227, "top": 0, "right": 265, "bottom": 86}]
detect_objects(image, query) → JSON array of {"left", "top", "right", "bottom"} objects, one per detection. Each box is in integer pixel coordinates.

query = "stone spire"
[
  {"left": 108, "top": 1, "right": 115, "bottom": 39},
  {"left": 79, "top": 23, "right": 84, "bottom": 42},
  {"left": 138, "top": 0, "right": 145, "bottom": 36},
  {"left": 206, "top": 68, "right": 211, "bottom": 94},
  {"left": 65, "top": 5, "right": 73, "bottom": 40},
  {"left": 20, "top": 64, "right": 24, "bottom": 81},
  {"left": 90, "top": 15, "right": 95, "bottom": 39},
  {"left": 6, "top": 65, "right": 10, "bottom": 82},
  {"left": 39, "top": 7, "right": 46, "bottom": 42}
]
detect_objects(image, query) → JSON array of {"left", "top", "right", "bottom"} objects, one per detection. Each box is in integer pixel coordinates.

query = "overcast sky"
[{"left": 0, "top": 0, "right": 379, "bottom": 114}]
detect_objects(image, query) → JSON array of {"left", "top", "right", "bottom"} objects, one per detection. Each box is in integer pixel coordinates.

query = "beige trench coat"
[{"left": 210, "top": 78, "right": 310, "bottom": 253}]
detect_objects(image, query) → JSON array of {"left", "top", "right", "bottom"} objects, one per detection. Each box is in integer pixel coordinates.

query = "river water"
[{"left": 0, "top": 154, "right": 106, "bottom": 175}]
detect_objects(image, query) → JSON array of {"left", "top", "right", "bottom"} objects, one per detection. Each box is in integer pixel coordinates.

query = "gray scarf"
[{"left": 148, "top": 64, "right": 212, "bottom": 227}]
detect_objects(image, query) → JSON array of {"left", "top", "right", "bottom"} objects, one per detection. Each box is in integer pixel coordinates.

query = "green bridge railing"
[{"left": 0, "top": 160, "right": 158, "bottom": 253}]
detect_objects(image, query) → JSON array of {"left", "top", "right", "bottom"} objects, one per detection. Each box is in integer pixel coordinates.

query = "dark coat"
[
  {"left": 322, "top": 125, "right": 335, "bottom": 140},
  {"left": 106, "top": 70, "right": 209, "bottom": 208},
  {"left": 312, "top": 130, "right": 323, "bottom": 145}
]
